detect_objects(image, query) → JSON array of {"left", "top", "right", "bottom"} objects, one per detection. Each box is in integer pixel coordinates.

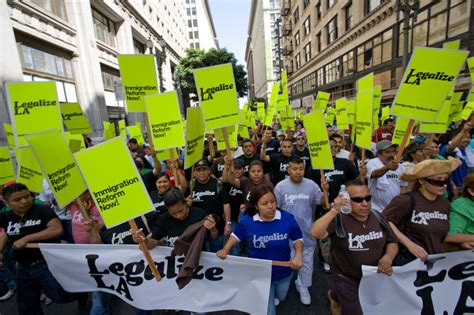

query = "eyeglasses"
[
  {"left": 424, "top": 178, "right": 450, "bottom": 187},
  {"left": 350, "top": 195, "right": 372, "bottom": 203}
]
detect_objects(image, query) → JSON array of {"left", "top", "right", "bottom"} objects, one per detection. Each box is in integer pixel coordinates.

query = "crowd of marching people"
[{"left": 0, "top": 114, "right": 473, "bottom": 315}]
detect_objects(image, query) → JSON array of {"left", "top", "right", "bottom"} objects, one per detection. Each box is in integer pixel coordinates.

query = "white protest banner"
[
  {"left": 40, "top": 243, "right": 271, "bottom": 314},
  {"left": 360, "top": 251, "right": 473, "bottom": 315}
]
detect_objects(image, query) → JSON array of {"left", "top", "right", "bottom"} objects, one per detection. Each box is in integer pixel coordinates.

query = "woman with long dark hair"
[{"left": 216, "top": 185, "right": 303, "bottom": 315}]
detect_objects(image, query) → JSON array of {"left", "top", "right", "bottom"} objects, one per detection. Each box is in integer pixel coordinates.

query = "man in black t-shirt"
[
  {"left": 0, "top": 183, "right": 83, "bottom": 314},
  {"left": 236, "top": 139, "right": 259, "bottom": 174},
  {"left": 191, "top": 159, "right": 231, "bottom": 252},
  {"left": 293, "top": 134, "right": 312, "bottom": 168},
  {"left": 261, "top": 139, "right": 296, "bottom": 185}
]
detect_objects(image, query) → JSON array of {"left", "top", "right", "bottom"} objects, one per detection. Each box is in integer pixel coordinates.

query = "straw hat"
[{"left": 400, "top": 157, "right": 462, "bottom": 182}]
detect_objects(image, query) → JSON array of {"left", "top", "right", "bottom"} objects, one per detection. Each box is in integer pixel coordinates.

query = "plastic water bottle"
[{"left": 338, "top": 185, "right": 352, "bottom": 214}]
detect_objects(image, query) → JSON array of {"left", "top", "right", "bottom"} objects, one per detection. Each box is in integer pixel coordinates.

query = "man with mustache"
[{"left": 366, "top": 140, "right": 408, "bottom": 212}]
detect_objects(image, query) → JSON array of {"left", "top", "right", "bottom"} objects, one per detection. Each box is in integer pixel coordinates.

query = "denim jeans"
[
  {"left": 0, "top": 244, "right": 16, "bottom": 291},
  {"left": 267, "top": 273, "right": 293, "bottom": 315},
  {"left": 206, "top": 235, "right": 223, "bottom": 253},
  {"left": 16, "top": 262, "right": 79, "bottom": 315},
  {"left": 90, "top": 291, "right": 111, "bottom": 315}
]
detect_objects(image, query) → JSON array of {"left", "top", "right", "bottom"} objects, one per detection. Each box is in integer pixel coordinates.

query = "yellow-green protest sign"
[
  {"left": 443, "top": 40, "right": 461, "bottom": 50},
  {"left": 280, "top": 105, "right": 295, "bottom": 131},
  {"left": 312, "top": 91, "right": 330, "bottom": 112},
  {"left": 74, "top": 137, "right": 154, "bottom": 227},
  {"left": 118, "top": 55, "right": 158, "bottom": 112},
  {"left": 448, "top": 92, "right": 465, "bottom": 123},
  {"left": 60, "top": 103, "right": 92, "bottom": 134},
  {"left": 64, "top": 132, "right": 86, "bottom": 153},
  {"left": 0, "top": 147, "right": 15, "bottom": 185},
  {"left": 336, "top": 98, "right": 349, "bottom": 130},
  {"left": 325, "top": 107, "right": 336, "bottom": 125},
  {"left": 347, "top": 100, "right": 356, "bottom": 125},
  {"left": 373, "top": 86, "right": 382, "bottom": 127},
  {"left": 355, "top": 90, "right": 373, "bottom": 150},
  {"left": 127, "top": 125, "right": 144, "bottom": 144},
  {"left": 215, "top": 126, "right": 237, "bottom": 150},
  {"left": 391, "top": 47, "right": 468, "bottom": 121},
  {"left": 461, "top": 102, "right": 474, "bottom": 120},
  {"left": 420, "top": 87, "right": 453, "bottom": 134},
  {"left": 269, "top": 82, "right": 280, "bottom": 108},
  {"left": 467, "top": 57, "right": 474, "bottom": 85},
  {"left": 184, "top": 106, "right": 205, "bottom": 169},
  {"left": 146, "top": 91, "right": 184, "bottom": 150},
  {"left": 3, "top": 123, "right": 15, "bottom": 149},
  {"left": 392, "top": 117, "right": 412, "bottom": 147},
  {"left": 381, "top": 106, "right": 390, "bottom": 123},
  {"left": 303, "top": 109, "right": 334, "bottom": 170},
  {"left": 257, "top": 102, "right": 265, "bottom": 120},
  {"left": 103, "top": 121, "right": 116, "bottom": 141},
  {"left": 26, "top": 130, "right": 87, "bottom": 208},
  {"left": 193, "top": 63, "right": 241, "bottom": 129},
  {"left": 281, "top": 70, "right": 289, "bottom": 105},
  {"left": 119, "top": 120, "right": 126, "bottom": 139},
  {"left": 277, "top": 94, "right": 287, "bottom": 112},
  {"left": 17, "top": 146, "right": 43, "bottom": 193},
  {"left": 357, "top": 73, "right": 374, "bottom": 92},
  {"left": 156, "top": 148, "right": 178, "bottom": 161},
  {"left": 6, "top": 81, "right": 63, "bottom": 147}
]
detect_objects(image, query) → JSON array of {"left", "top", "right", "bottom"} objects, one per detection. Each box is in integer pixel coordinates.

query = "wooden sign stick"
[
  {"left": 395, "top": 119, "right": 415, "bottom": 162},
  {"left": 128, "top": 219, "right": 161, "bottom": 281}
]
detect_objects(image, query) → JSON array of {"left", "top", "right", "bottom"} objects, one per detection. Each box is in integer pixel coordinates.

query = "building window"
[
  {"left": 324, "top": 58, "right": 340, "bottom": 84},
  {"left": 189, "top": 31, "right": 193, "bottom": 39},
  {"left": 295, "top": 53, "right": 301, "bottom": 69},
  {"left": 316, "top": 32, "right": 322, "bottom": 52},
  {"left": 345, "top": 2, "right": 353, "bottom": 31},
  {"left": 92, "top": 8, "right": 116, "bottom": 47},
  {"left": 20, "top": 44, "right": 73, "bottom": 80},
  {"left": 326, "top": 15, "right": 338, "bottom": 45},
  {"left": 342, "top": 51, "right": 354, "bottom": 77},
  {"left": 293, "top": 7, "right": 299, "bottom": 23},
  {"left": 186, "top": 8, "right": 191, "bottom": 16},
  {"left": 304, "top": 43, "right": 311, "bottom": 62},
  {"left": 195, "top": 42, "right": 200, "bottom": 49},
  {"left": 194, "top": 31, "right": 199, "bottom": 38},
  {"left": 31, "top": 0, "right": 67, "bottom": 20},
  {"left": 270, "top": 0, "right": 281, "bottom": 8},
  {"left": 364, "top": 0, "right": 383, "bottom": 15},
  {"left": 315, "top": 3, "right": 321, "bottom": 21},
  {"left": 133, "top": 39, "right": 145, "bottom": 54},
  {"left": 294, "top": 31, "right": 301, "bottom": 46},
  {"left": 191, "top": 7, "right": 196, "bottom": 15},
  {"left": 101, "top": 66, "right": 121, "bottom": 91},
  {"left": 193, "top": 19, "right": 198, "bottom": 27},
  {"left": 303, "top": 0, "right": 310, "bottom": 8},
  {"left": 303, "top": 17, "right": 311, "bottom": 36},
  {"left": 327, "top": 0, "right": 335, "bottom": 9},
  {"left": 188, "top": 20, "right": 192, "bottom": 27}
]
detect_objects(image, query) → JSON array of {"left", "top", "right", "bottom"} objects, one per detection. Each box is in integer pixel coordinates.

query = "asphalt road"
[{"left": 0, "top": 254, "right": 331, "bottom": 315}]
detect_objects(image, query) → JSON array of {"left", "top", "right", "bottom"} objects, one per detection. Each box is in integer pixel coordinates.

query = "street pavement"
[{"left": 0, "top": 254, "right": 331, "bottom": 315}]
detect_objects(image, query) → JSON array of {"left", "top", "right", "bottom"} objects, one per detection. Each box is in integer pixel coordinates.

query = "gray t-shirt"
[{"left": 274, "top": 177, "right": 322, "bottom": 246}]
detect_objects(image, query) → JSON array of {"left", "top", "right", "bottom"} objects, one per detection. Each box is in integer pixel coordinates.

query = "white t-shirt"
[
  {"left": 366, "top": 157, "right": 407, "bottom": 212},
  {"left": 336, "top": 149, "right": 351, "bottom": 160}
]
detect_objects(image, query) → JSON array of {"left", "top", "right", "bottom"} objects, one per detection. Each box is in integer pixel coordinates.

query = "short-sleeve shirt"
[
  {"left": 99, "top": 217, "right": 149, "bottom": 245},
  {"left": 382, "top": 191, "right": 450, "bottom": 254},
  {"left": 149, "top": 190, "right": 168, "bottom": 216},
  {"left": 274, "top": 178, "right": 322, "bottom": 246},
  {"left": 0, "top": 204, "right": 60, "bottom": 265},
  {"left": 236, "top": 154, "right": 259, "bottom": 175},
  {"left": 151, "top": 206, "right": 207, "bottom": 247},
  {"left": 68, "top": 202, "right": 103, "bottom": 244},
  {"left": 232, "top": 210, "right": 303, "bottom": 281},
  {"left": 328, "top": 212, "right": 397, "bottom": 279},
  {"left": 269, "top": 153, "right": 296, "bottom": 185},
  {"left": 367, "top": 157, "right": 406, "bottom": 212},
  {"left": 225, "top": 183, "right": 244, "bottom": 222},
  {"left": 239, "top": 177, "right": 274, "bottom": 209},
  {"left": 293, "top": 147, "right": 311, "bottom": 168},
  {"left": 307, "top": 157, "right": 358, "bottom": 202},
  {"left": 448, "top": 197, "right": 474, "bottom": 235},
  {"left": 192, "top": 177, "right": 229, "bottom": 234}
]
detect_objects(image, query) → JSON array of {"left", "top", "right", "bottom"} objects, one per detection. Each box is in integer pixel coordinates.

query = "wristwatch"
[{"left": 226, "top": 221, "right": 232, "bottom": 225}]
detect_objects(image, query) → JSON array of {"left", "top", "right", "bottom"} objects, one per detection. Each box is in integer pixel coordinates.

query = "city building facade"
[
  {"left": 184, "top": 0, "right": 219, "bottom": 50},
  {"left": 0, "top": 0, "right": 190, "bottom": 143},
  {"left": 281, "top": 0, "right": 473, "bottom": 110},
  {"left": 246, "top": 0, "right": 283, "bottom": 101}
]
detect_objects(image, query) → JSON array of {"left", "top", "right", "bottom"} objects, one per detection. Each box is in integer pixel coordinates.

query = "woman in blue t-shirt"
[{"left": 217, "top": 185, "right": 303, "bottom": 315}]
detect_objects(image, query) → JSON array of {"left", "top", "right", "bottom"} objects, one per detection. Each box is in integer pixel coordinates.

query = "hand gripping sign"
[{"left": 74, "top": 137, "right": 161, "bottom": 281}]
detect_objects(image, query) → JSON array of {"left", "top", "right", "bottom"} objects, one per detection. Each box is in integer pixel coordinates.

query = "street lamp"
[
  {"left": 395, "top": 0, "right": 420, "bottom": 70},
  {"left": 147, "top": 36, "right": 167, "bottom": 93}
]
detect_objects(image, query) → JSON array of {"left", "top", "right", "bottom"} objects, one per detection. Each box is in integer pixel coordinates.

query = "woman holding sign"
[
  {"left": 383, "top": 158, "right": 461, "bottom": 265},
  {"left": 217, "top": 185, "right": 303, "bottom": 315}
]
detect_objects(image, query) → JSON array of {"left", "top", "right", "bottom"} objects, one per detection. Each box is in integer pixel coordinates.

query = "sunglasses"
[
  {"left": 350, "top": 195, "right": 372, "bottom": 203},
  {"left": 424, "top": 178, "right": 450, "bottom": 187},
  {"left": 296, "top": 137, "right": 305, "bottom": 140}
]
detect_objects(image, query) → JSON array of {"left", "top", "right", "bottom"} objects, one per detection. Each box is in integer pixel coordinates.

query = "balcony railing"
[
  {"left": 281, "top": 0, "right": 290, "bottom": 16},
  {"left": 282, "top": 22, "right": 292, "bottom": 36}
]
